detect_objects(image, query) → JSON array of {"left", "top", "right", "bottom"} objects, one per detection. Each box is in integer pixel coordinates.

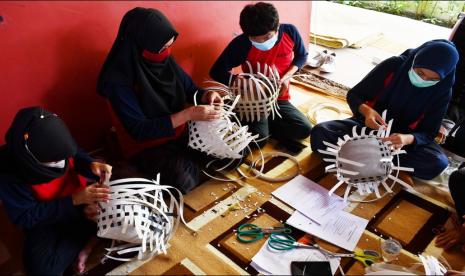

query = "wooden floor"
[
  {"left": 97, "top": 85, "right": 465, "bottom": 275},
  {"left": 1, "top": 84, "right": 464, "bottom": 275}
]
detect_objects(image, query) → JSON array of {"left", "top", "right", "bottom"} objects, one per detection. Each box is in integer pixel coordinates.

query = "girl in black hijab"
[
  {"left": 97, "top": 7, "right": 222, "bottom": 193},
  {"left": 0, "top": 107, "right": 112, "bottom": 274}
]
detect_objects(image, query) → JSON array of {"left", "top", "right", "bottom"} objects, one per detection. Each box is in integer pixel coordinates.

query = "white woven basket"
[
  {"left": 188, "top": 95, "right": 258, "bottom": 159},
  {"left": 204, "top": 61, "right": 281, "bottom": 122},
  {"left": 97, "top": 174, "right": 189, "bottom": 261},
  {"left": 318, "top": 110, "right": 414, "bottom": 202}
]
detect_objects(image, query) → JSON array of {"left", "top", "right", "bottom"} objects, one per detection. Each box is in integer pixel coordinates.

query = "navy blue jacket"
[
  {"left": 347, "top": 57, "right": 450, "bottom": 146},
  {"left": 106, "top": 67, "right": 204, "bottom": 141}
]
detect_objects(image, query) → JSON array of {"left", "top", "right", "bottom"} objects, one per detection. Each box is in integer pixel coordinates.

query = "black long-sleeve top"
[
  {"left": 347, "top": 57, "right": 450, "bottom": 146},
  {"left": 0, "top": 146, "right": 95, "bottom": 230}
]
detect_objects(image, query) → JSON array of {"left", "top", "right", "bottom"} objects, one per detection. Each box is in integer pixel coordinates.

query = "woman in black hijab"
[
  {"left": 0, "top": 107, "right": 112, "bottom": 274},
  {"left": 97, "top": 7, "right": 222, "bottom": 193}
]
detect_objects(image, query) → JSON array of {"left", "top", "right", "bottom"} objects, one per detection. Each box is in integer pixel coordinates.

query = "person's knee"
[
  {"left": 436, "top": 153, "right": 449, "bottom": 174},
  {"left": 310, "top": 123, "right": 328, "bottom": 152},
  {"left": 251, "top": 126, "right": 269, "bottom": 142},
  {"left": 414, "top": 153, "right": 449, "bottom": 180},
  {"left": 449, "top": 168, "right": 465, "bottom": 192},
  {"left": 247, "top": 124, "right": 269, "bottom": 147},
  {"left": 170, "top": 158, "right": 199, "bottom": 194},
  {"left": 291, "top": 121, "right": 313, "bottom": 140}
]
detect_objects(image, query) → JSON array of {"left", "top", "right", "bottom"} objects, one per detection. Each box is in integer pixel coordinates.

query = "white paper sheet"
[
  {"left": 287, "top": 210, "right": 368, "bottom": 251},
  {"left": 272, "top": 175, "right": 346, "bottom": 224},
  {"left": 251, "top": 239, "right": 340, "bottom": 275}
]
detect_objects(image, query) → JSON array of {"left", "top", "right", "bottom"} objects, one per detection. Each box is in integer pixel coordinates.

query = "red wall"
[{"left": 0, "top": 1, "right": 311, "bottom": 150}]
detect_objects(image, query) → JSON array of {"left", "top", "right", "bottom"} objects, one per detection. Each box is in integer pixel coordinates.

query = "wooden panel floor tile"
[{"left": 376, "top": 200, "right": 433, "bottom": 245}]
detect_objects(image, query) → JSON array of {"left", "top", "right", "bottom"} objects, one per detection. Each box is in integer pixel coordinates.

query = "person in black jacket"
[
  {"left": 311, "top": 40, "right": 459, "bottom": 180},
  {"left": 0, "top": 107, "right": 112, "bottom": 274},
  {"left": 435, "top": 167, "right": 465, "bottom": 252},
  {"left": 97, "top": 8, "right": 221, "bottom": 193},
  {"left": 441, "top": 14, "right": 465, "bottom": 157}
]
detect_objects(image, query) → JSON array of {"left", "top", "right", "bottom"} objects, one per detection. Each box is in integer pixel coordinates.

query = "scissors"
[
  {"left": 268, "top": 233, "right": 380, "bottom": 267},
  {"left": 236, "top": 223, "right": 292, "bottom": 243}
]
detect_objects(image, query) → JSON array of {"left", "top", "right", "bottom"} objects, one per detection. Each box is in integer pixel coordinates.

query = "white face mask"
[{"left": 41, "top": 159, "right": 66, "bottom": 169}]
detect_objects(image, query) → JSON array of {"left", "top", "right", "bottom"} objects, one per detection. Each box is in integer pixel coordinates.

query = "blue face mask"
[
  {"left": 250, "top": 31, "right": 278, "bottom": 51},
  {"left": 408, "top": 68, "right": 439, "bottom": 88}
]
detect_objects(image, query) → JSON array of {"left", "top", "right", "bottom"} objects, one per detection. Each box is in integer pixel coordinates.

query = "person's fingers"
[
  {"left": 206, "top": 115, "right": 220, "bottom": 121},
  {"left": 436, "top": 232, "right": 450, "bottom": 242},
  {"left": 93, "top": 192, "right": 110, "bottom": 199},
  {"left": 91, "top": 187, "right": 110, "bottom": 194},
  {"left": 374, "top": 113, "right": 387, "bottom": 126},
  {"left": 436, "top": 237, "right": 451, "bottom": 247},
  {"left": 209, "top": 94, "right": 222, "bottom": 105},
  {"left": 207, "top": 110, "right": 221, "bottom": 116},
  {"left": 445, "top": 270, "right": 463, "bottom": 276},
  {"left": 214, "top": 96, "right": 223, "bottom": 104},
  {"left": 88, "top": 203, "right": 100, "bottom": 211},
  {"left": 104, "top": 164, "right": 112, "bottom": 174},
  {"left": 93, "top": 197, "right": 110, "bottom": 203},
  {"left": 380, "top": 136, "right": 391, "bottom": 142},
  {"left": 445, "top": 239, "right": 458, "bottom": 250},
  {"left": 86, "top": 209, "right": 98, "bottom": 217},
  {"left": 437, "top": 231, "right": 455, "bottom": 243}
]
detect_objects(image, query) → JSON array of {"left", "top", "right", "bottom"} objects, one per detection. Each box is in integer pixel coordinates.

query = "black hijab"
[
  {"left": 97, "top": 7, "right": 187, "bottom": 119},
  {"left": 4, "top": 107, "right": 77, "bottom": 184}
]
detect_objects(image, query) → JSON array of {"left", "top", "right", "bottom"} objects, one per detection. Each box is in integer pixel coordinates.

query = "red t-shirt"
[
  {"left": 242, "top": 32, "right": 295, "bottom": 100},
  {"left": 30, "top": 158, "right": 88, "bottom": 201}
]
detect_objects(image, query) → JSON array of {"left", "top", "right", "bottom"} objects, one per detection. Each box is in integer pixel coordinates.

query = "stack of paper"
[
  {"left": 287, "top": 210, "right": 368, "bottom": 251},
  {"left": 273, "top": 175, "right": 368, "bottom": 251},
  {"left": 250, "top": 239, "right": 340, "bottom": 275},
  {"left": 272, "top": 175, "right": 347, "bottom": 224}
]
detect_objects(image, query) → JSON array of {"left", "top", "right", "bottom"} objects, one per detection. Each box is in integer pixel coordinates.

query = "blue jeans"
[{"left": 310, "top": 118, "right": 448, "bottom": 180}]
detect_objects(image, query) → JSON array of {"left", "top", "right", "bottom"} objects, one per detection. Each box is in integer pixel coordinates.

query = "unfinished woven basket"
[
  {"left": 203, "top": 61, "right": 282, "bottom": 122},
  {"left": 188, "top": 95, "right": 258, "bottom": 159},
  {"left": 318, "top": 110, "right": 414, "bottom": 202},
  {"left": 97, "top": 174, "right": 189, "bottom": 261}
]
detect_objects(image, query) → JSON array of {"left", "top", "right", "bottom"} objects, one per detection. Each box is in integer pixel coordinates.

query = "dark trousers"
[
  {"left": 23, "top": 217, "right": 95, "bottom": 275},
  {"left": 310, "top": 118, "right": 449, "bottom": 180},
  {"left": 132, "top": 144, "right": 199, "bottom": 194},
  {"left": 131, "top": 132, "right": 218, "bottom": 194},
  {"left": 244, "top": 100, "right": 312, "bottom": 146},
  {"left": 449, "top": 168, "right": 465, "bottom": 224}
]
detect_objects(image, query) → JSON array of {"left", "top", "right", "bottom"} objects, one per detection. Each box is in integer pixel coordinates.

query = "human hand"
[
  {"left": 279, "top": 78, "right": 290, "bottom": 96},
  {"left": 187, "top": 105, "right": 221, "bottom": 121},
  {"left": 445, "top": 270, "right": 465, "bottom": 276},
  {"left": 72, "top": 183, "right": 110, "bottom": 205},
  {"left": 90, "top": 162, "right": 112, "bottom": 184},
  {"left": 201, "top": 90, "right": 224, "bottom": 105},
  {"left": 436, "top": 126, "right": 448, "bottom": 144},
  {"left": 360, "top": 104, "right": 386, "bottom": 130},
  {"left": 381, "top": 133, "right": 414, "bottom": 149},
  {"left": 83, "top": 203, "right": 100, "bottom": 222}
]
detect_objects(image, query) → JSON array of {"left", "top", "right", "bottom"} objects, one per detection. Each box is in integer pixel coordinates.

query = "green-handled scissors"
[
  {"left": 236, "top": 223, "right": 292, "bottom": 243},
  {"left": 268, "top": 233, "right": 380, "bottom": 267}
]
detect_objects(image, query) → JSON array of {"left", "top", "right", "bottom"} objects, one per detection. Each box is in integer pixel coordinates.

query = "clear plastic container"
[{"left": 381, "top": 238, "right": 402, "bottom": 262}]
